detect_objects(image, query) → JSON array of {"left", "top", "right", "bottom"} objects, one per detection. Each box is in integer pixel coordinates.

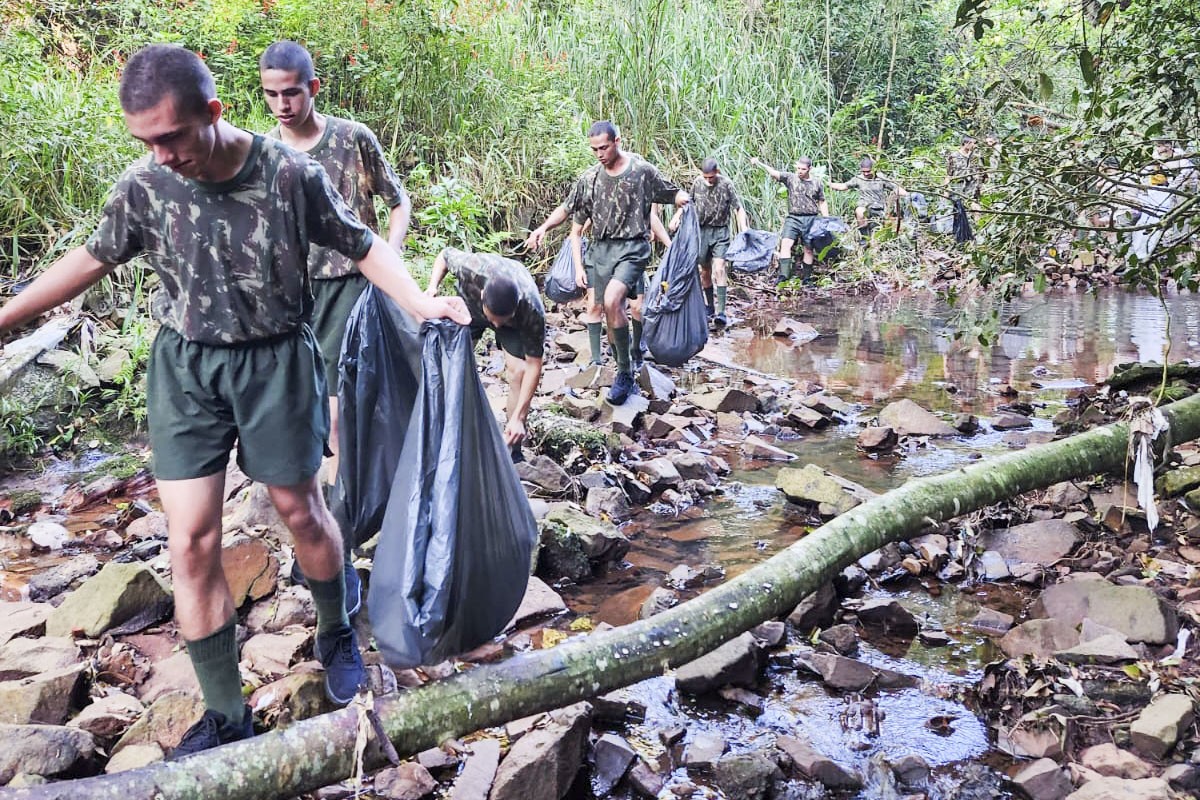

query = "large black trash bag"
[
  {"left": 725, "top": 228, "right": 779, "bottom": 273},
  {"left": 805, "top": 216, "right": 849, "bottom": 263},
  {"left": 642, "top": 205, "right": 708, "bottom": 367},
  {"left": 952, "top": 199, "right": 974, "bottom": 243},
  {"left": 332, "top": 288, "right": 537, "bottom": 667},
  {"left": 544, "top": 237, "right": 587, "bottom": 305}
]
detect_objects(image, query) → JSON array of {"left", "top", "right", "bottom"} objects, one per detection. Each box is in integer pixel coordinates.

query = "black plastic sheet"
[
  {"left": 724, "top": 228, "right": 779, "bottom": 274},
  {"left": 544, "top": 237, "right": 587, "bottom": 305},
  {"left": 331, "top": 288, "right": 537, "bottom": 667},
  {"left": 952, "top": 200, "right": 974, "bottom": 243},
  {"left": 642, "top": 206, "right": 708, "bottom": 367},
  {"left": 805, "top": 216, "right": 849, "bottom": 262}
]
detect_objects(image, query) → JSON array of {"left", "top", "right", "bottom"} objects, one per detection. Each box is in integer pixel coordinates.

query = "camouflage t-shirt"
[
  {"left": 564, "top": 154, "right": 680, "bottom": 240},
  {"left": 443, "top": 248, "right": 546, "bottom": 359},
  {"left": 777, "top": 173, "right": 825, "bottom": 215},
  {"left": 690, "top": 175, "right": 742, "bottom": 228},
  {"left": 267, "top": 116, "right": 406, "bottom": 280},
  {"left": 843, "top": 173, "right": 898, "bottom": 210},
  {"left": 86, "top": 135, "right": 373, "bottom": 345},
  {"left": 946, "top": 149, "right": 982, "bottom": 199}
]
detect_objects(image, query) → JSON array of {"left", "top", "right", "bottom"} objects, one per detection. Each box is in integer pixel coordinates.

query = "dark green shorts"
[
  {"left": 147, "top": 326, "right": 329, "bottom": 485},
  {"left": 585, "top": 238, "right": 652, "bottom": 302},
  {"left": 472, "top": 323, "right": 526, "bottom": 359},
  {"left": 698, "top": 225, "right": 731, "bottom": 264},
  {"left": 311, "top": 274, "right": 369, "bottom": 395},
  {"left": 865, "top": 206, "right": 886, "bottom": 219},
  {"left": 781, "top": 214, "right": 816, "bottom": 246}
]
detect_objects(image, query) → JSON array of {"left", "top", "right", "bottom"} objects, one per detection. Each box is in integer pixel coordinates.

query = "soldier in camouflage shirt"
[
  {"left": 830, "top": 157, "right": 908, "bottom": 233},
  {"left": 946, "top": 136, "right": 983, "bottom": 203},
  {"left": 750, "top": 155, "right": 829, "bottom": 284},
  {"left": 426, "top": 248, "right": 546, "bottom": 455},
  {"left": 0, "top": 45, "right": 468, "bottom": 757},
  {"left": 260, "top": 41, "right": 411, "bottom": 466},
  {"left": 526, "top": 121, "right": 688, "bottom": 405},
  {"left": 669, "top": 158, "right": 748, "bottom": 326}
]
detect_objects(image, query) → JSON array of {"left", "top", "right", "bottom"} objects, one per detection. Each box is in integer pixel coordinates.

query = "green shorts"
[
  {"left": 781, "top": 214, "right": 816, "bottom": 246},
  {"left": 472, "top": 323, "right": 527, "bottom": 359},
  {"left": 147, "top": 326, "right": 329, "bottom": 485},
  {"left": 698, "top": 225, "right": 731, "bottom": 265},
  {"left": 585, "top": 238, "right": 652, "bottom": 302},
  {"left": 311, "top": 273, "right": 369, "bottom": 395},
  {"left": 865, "top": 206, "right": 886, "bottom": 219}
]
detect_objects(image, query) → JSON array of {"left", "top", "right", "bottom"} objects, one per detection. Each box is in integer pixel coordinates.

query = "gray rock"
[
  {"left": 0, "top": 602, "right": 52, "bottom": 647},
  {"left": 1130, "top": 694, "right": 1195, "bottom": 759},
  {"left": 999, "top": 618, "right": 1080, "bottom": 659},
  {"left": 977, "top": 550, "right": 1011, "bottom": 580},
  {"left": 636, "top": 364, "right": 676, "bottom": 402},
  {"left": 818, "top": 624, "right": 859, "bottom": 656},
  {"left": 448, "top": 737, "right": 501, "bottom": 800},
  {"left": 776, "top": 464, "right": 875, "bottom": 516},
  {"left": 639, "top": 588, "right": 678, "bottom": 620},
  {"left": 375, "top": 762, "right": 438, "bottom": 800},
  {"left": 775, "top": 734, "right": 862, "bottom": 790},
  {"left": 490, "top": 704, "right": 591, "bottom": 800},
  {"left": 68, "top": 692, "right": 145, "bottom": 740},
  {"left": 585, "top": 486, "right": 632, "bottom": 522},
  {"left": 666, "top": 451, "right": 717, "bottom": 483},
  {"left": 802, "top": 652, "right": 874, "bottom": 691},
  {"left": 0, "top": 663, "right": 86, "bottom": 724},
  {"left": 111, "top": 690, "right": 205, "bottom": 756},
  {"left": 675, "top": 632, "right": 763, "bottom": 695},
  {"left": 856, "top": 598, "right": 918, "bottom": 637},
  {"left": 592, "top": 733, "right": 636, "bottom": 795},
  {"left": 992, "top": 411, "right": 1033, "bottom": 430},
  {"left": 1044, "top": 481, "right": 1088, "bottom": 508},
  {"left": 0, "top": 723, "right": 95, "bottom": 784},
  {"left": 891, "top": 754, "right": 930, "bottom": 790},
  {"left": 634, "top": 458, "right": 681, "bottom": 490},
  {"left": 711, "top": 751, "right": 783, "bottom": 800},
  {"left": 537, "top": 507, "right": 630, "bottom": 582},
  {"left": 507, "top": 577, "right": 568, "bottom": 630},
  {"left": 1012, "top": 758, "right": 1072, "bottom": 800},
  {"left": 787, "top": 583, "right": 838, "bottom": 632},
  {"left": 983, "top": 519, "right": 1080, "bottom": 566},
  {"left": 683, "top": 730, "right": 727, "bottom": 766},
  {"left": 785, "top": 405, "right": 830, "bottom": 429},
  {"left": 1162, "top": 763, "right": 1200, "bottom": 793},
  {"left": 877, "top": 399, "right": 958, "bottom": 437},
  {"left": 104, "top": 742, "right": 163, "bottom": 773},
  {"left": 969, "top": 607, "right": 1014, "bottom": 635},
  {"left": 742, "top": 436, "right": 797, "bottom": 462},
  {"left": 858, "top": 426, "right": 898, "bottom": 452},
  {"left": 1034, "top": 574, "right": 1177, "bottom": 644},
  {"left": 1064, "top": 776, "right": 1171, "bottom": 800},
  {"left": 0, "top": 636, "right": 80, "bottom": 680},
  {"left": 600, "top": 393, "right": 650, "bottom": 435},
  {"left": 1078, "top": 743, "right": 1154, "bottom": 779},
  {"left": 1055, "top": 634, "right": 1139, "bottom": 664},
  {"left": 516, "top": 455, "right": 573, "bottom": 495},
  {"left": 26, "top": 553, "right": 101, "bottom": 601},
  {"left": 46, "top": 561, "right": 172, "bottom": 638},
  {"left": 751, "top": 621, "right": 786, "bottom": 648},
  {"left": 245, "top": 585, "right": 316, "bottom": 634},
  {"left": 626, "top": 757, "right": 666, "bottom": 798},
  {"left": 689, "top": 388, "right": 759, "bottom": 414}
]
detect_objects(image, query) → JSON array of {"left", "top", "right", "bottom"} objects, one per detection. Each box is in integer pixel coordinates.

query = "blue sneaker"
[
  {"left": 290, "top": 559, "right": 362, "bottom": 618},
  {"left": 171, "top": 706, "right": 253, "bottom": 759},
  {"left": 607, "top": 370, "right": 637, "bottom": 405},
  {"left": 315, "top": 626, "right": 366, "bottom": 706}
]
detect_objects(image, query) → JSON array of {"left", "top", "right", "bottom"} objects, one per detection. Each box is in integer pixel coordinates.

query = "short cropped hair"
[
  {"left": 859, "top": 157, "right": 874, "bottom": 169},
  {"left": 700, "top": 157, "right": 719, "bottom": 174},
  {"left": 588, "top": 120, "right": 620, "bottom": 141},
  {"left": 483, "top": 275, "right": 520, "bottom": 318},
  {"left": 797, "top": 156, "right": 813, "bottom": 166},
  {"left": 961, "top": 135, "right": 977, "bottom": 146},
  {"left": 260, "top": 40, "right": 315, "bottom": 83},
  {"left": 119, "top": 44, "right": 215, "bottom": 119}
]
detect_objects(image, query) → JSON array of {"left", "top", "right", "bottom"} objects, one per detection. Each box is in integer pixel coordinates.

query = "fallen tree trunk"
[{"left": 15, "top": 392, "right": 1200, "bottom": 800}]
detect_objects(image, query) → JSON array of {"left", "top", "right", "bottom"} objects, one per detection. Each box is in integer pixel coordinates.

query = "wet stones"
[
  {"left": 0, "top": 723, "right": 96, "bottom": 784},
  {"left": 877, "top": 399, "right": 958, "bottom": 437},
  {"left": 1033, "top": 574, "right": 1178, "bottom": 644},
  {"left": 489, "top": 703, "right": 591, "bottom": 800},
  {"left": 675, "top": 632, "right": 763, "bottom": 696},
  {"left": 775, "top": 733, "right": 863, "bottom": 791},
  {"left": 1012, "top": 758, "right": 1073, "bottom": 800},
  {"left": 45, "top": 561, "right": 171, "bottom": 639},
  {"left": 536, "top": 506, "right": 630, "bottom": 582},
  {"left": 776, "top": 464, "right": 875, "bottom": 517},
  {"left": 1129, "top": 694, "right": 1195, "bottom": 759}
]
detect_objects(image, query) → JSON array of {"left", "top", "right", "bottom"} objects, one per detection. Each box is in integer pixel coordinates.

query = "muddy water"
[{"left": 561, "top": 288, "right": 1200, "bottom": 798}]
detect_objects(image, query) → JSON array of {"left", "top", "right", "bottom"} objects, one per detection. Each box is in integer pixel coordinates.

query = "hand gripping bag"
[
  {"left": 641, "top": 205, "right": 708, "bottom": 368},
  {"left": 331, "top": 288, "right": 537, "bottom": 667},
  {"left": 725, "top": 228, "right": 779, "bottom": 274},
  {"left": 544, "top": 237, "right": 587, "bottom": 304}
]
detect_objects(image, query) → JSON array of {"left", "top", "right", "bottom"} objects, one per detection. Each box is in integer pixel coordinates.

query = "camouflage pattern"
[
  {"left": 267, "top": 116, "right": 407, "bottom": 280},
  {"left": 86, "top": 135, "right": 374, "bottom": 345},
  {"left": 843, "top": 173, "right": 899, "bottom": 210},
  {"left": 564, "top": 154, "right": 680, "bottom": 240},
  {"left": 690, "top": 175, "right": 742, "bottom": 228},
  {"left": 946, "top": 149, "right": 982, "bottom": 200},
  {"left": 777, "top": 172, "right": 825, "bottom": 215},
  {"left": 443, "top": 248, "right": 546, "bottom": 359}
]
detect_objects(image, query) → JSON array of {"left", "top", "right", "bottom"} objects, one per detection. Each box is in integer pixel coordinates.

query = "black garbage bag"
[
  {"left": 724, "top": 228, "right": 779, "bottom": 274},
  {"left": 544, "top": 237, "right": 587, "bottom": 305},
  {"left": 805, "top": 216, "right": 849, "bottom": 263},
  {"left": 332, "top": 288, "right": 537, "bottom": 667},
  {"left": 642, "top": 205, "right": 707, "bottom": 367},
  {"left": 952, "top": 199, "right": 973, "bottom": 243}
]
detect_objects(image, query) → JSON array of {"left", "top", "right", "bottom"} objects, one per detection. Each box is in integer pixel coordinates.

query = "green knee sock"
[
  {"left": 308, "top": 570, "right": 350, "bottom": 635},
  {"left": 800, "top": 260, "right": 814, "bottom": 283},
  {"left": 779, "top": 258, "right": 793, "bottom": 280},
  {"left": 611, "top": 325, "right": 632, "bottom": 373},
  {"left": 715, "top": 286, "right": 727, "bottom": 315},
  {"left": 630, "top": 319, "right": 643, "bottom": 363},
  {"left": 586, "top": 322, "right": 603, "bottom": 365},
  {"left": 187, "top": 616, "right": 245, "bottom": 723},
  {"left": 703, "top": 286, "right": 715, "bottom": 313}
]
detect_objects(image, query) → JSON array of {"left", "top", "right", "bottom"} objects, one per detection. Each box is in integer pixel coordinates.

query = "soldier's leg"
[
  {"left": 583, "top": 291, "right": 604, "bottom": 366},
  {"left": 603, "top": 278, "right": 632, "bottom": 373},
  {"left": 712, "top": 257, "right": 729, "bottom": 324},
  {"left": 777, "top": 237, "right": 795, "bottom": 282},
  {"left": 700, "top": 262, "right": 715, "bottom": 316}
]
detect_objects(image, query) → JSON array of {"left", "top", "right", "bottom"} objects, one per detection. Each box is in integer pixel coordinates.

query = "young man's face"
[
  {"left": 588, "top": 133, "right": 620, "bottom": 168},
  {"left": 702, "top": 170, "right": 720, "bottom": 186},
  {"left": 260, "top": 68, "right": 318, "bottom": 129},
  {"left": 124, "top": 94, "right": 219, "bottom": 179},
  {"left": 860, "top": 164, "right": 874, "bottom": 178},
  {"left": 794, "top": 161, "right": 811, "bottom": 178},
  {"left": 962, "top": 140, "right": 976, "bottom": 153},
  {"left": 483, "top": 305, "right": 515, "bottom": 328}
]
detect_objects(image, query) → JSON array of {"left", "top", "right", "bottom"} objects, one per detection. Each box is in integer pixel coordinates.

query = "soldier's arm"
[
  {"left": 526, "top": 205, "right": 570, "bottom": 251},
  {"left": 650, "top": 207, "right": 672, "bottom": 247},
  {"left": 358, "top": 237, "right": 469, "bottom": 323},
  {"left": 425, "top": 249, "right": 450, "bottom": 297},
  {"left": 386, "top": 187, "right": 412, "bottom": 252},
  {"left": 0, "top": 247, "right": 114, "bottom": 334},
  {"left": 749, "top": 157, "right": 782, "bottom": 181},
  {"left": 817, "top": 187, "right": 829, "bottom": 216},
  {"left": 667, "top": 205, "right": 683, "bottom": 232},
  {"left": 829, "top": 180, "right": 851, "bottom": 191},
  {"left": 735, "top": 206, "right": 750, "bottom": 233},
  {"left": 569, "top": 221, "right": 587, "bottom": 288}
]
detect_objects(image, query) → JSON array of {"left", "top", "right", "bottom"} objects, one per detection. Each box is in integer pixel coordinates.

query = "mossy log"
[
  {"left": 1106, "top": 361, "right": 1200, "bottom": 392},
  {"left": 14, "top": 393, "right": 1200, "bottom": 800}
]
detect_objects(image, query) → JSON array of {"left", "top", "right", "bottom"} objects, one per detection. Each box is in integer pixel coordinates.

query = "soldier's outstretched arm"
[
  {"left": 749, "top": 157, "right": 781, "bottom": 181},
  {"left": 526, "top": 206, "right": 570, "bottom": 251},
  {"left": 357, "top": 236, "right": 470, "bottom": 324},
  {"left": 0, "top": 246, "right": 113, "bottom": 334}
]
